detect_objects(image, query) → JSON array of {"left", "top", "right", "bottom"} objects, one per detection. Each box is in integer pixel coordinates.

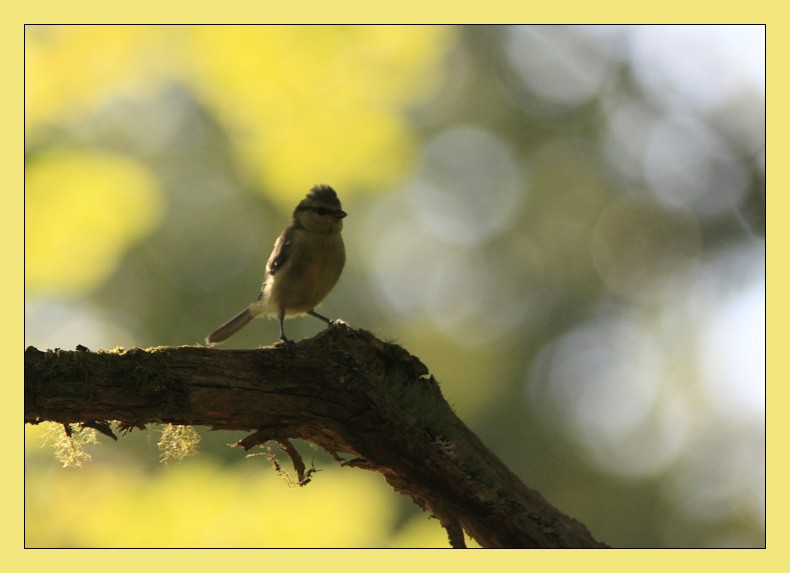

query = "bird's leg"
[
  {"left": 308, "top": 310, "right": 332, "bottom": 326},
  {"left": 278, "top": 308, "right": 294, "bottom": 352}
]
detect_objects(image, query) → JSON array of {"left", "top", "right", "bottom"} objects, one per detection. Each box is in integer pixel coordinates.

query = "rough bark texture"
[{"left": 24, "top": 323, "right": 607, "bottom": 549}]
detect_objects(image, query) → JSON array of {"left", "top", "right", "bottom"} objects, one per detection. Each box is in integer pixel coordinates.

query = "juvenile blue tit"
[{"left": 206, "top": 184, "right": 347, "bottom": 347}]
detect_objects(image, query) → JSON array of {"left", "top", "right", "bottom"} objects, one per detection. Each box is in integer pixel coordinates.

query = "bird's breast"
[{"left": 262, "top": 231, "right": 345, "bottom": 315}]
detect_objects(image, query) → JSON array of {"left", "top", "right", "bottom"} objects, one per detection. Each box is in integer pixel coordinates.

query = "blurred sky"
[{"left": 25, "top": 25, "right": 764, "bottom": 548}]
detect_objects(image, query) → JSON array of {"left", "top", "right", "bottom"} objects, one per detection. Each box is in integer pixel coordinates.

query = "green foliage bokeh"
[{"left": 25, "top": 25, "right": 765, "bottom": 548}]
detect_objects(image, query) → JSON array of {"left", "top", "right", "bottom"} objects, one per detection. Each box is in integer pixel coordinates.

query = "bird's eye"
[{"left": 316, "top": 207, "right": 333, "bottom": 216}]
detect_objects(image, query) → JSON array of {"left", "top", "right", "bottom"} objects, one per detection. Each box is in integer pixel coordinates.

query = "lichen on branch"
[{"left": 24, "top": 323, "right": 607, "bottom": 549}]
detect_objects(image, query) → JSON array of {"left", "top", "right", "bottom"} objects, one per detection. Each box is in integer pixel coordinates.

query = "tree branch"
[{"left": 24, "top": 323, "right": 607, "bottom": 548}]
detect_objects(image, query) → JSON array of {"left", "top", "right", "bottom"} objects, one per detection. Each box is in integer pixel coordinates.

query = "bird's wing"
[{"left": 266, "top": 225, "right": 295, "bottom": 276}]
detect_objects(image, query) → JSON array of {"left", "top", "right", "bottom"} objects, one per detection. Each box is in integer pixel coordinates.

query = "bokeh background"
[{"left": 24, "top": 25, "right": 765, "bottom": 548}]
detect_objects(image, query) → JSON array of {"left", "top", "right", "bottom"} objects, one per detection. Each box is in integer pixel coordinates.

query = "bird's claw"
[{"left": 279, "top": 337, "right": 295, "bottom": 353}]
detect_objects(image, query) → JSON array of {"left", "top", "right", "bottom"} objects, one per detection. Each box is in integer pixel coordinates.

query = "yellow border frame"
[{"left": 12, "top": 5, "right": 777, "bottom": 571}]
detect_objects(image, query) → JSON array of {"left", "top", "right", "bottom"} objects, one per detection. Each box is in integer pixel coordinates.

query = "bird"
[{"left": 206, "top": 184, "right": 347, "bottom": 348}]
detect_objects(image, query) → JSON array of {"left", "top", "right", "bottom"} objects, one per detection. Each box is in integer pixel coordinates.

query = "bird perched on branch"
[{"left": 206, "top": 184, "right": 347, "bottom": 348}]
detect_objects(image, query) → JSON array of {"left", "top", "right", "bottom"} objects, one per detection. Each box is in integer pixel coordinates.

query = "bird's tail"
[{"left": 205, "top": 308, "right": 254, "bottom": 344}]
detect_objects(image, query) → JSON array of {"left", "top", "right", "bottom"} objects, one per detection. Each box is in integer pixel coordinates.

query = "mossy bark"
[{"left": 24, "top": 323, "right": 607, "bottom": 549}]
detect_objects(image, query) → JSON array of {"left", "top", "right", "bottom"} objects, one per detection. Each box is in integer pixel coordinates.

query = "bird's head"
[{"left": 293, "top": 184, "right": 347, "bottom": 233}]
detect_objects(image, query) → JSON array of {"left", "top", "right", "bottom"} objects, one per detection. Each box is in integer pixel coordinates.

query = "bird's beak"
[{"left": 335, "top": 210, "right": 347, "bottom": 219}]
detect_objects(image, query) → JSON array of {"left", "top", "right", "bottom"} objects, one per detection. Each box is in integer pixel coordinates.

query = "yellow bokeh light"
[
  {"left": 25, "top": 25, "right": 168, "bottom": 128},
  {"left": 25, "top": 150, "right": 163, "bottom": 295},
  {"left": 24, "top": 455, "right": 397, "bottom": 548},
  {"left": 184, "top": 25, "right": 455, "bottom": 208},
  {"left": 26, "top": 25, "right": 455, "bottom": 212}
]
